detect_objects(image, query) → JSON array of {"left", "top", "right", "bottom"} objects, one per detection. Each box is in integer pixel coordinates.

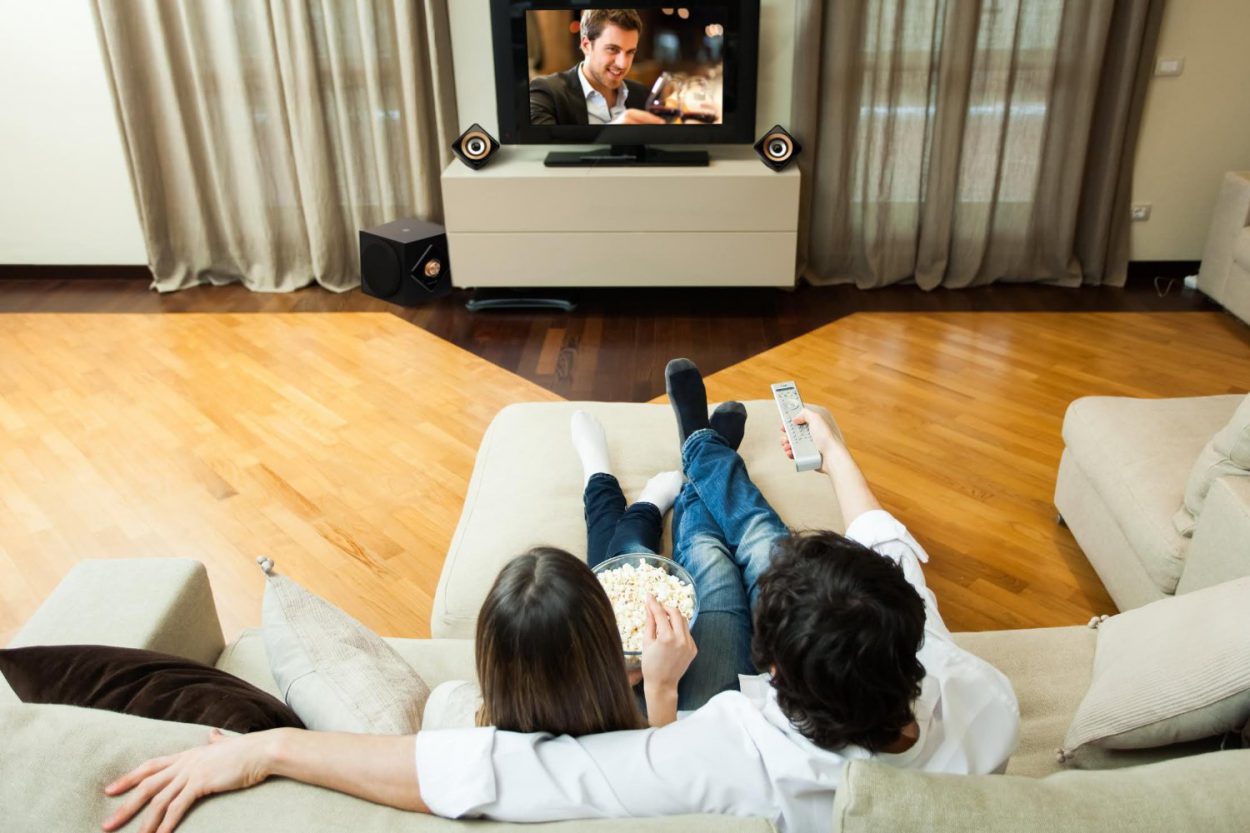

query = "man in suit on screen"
[{"left": 529, "top": 9, "right": 665, "bottom": 126}]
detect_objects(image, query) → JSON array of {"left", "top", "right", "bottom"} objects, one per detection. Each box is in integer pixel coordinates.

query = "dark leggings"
[{"left": 584, "top": 473, "right": 664, "bottom": 566}]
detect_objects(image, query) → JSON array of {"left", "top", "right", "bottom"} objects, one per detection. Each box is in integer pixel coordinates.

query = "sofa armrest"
[
  {"left": 6, "top": 558, "right": 225, "bottom": 663},
  {"left": 1198, "top": 171, "right": 1250, "bottom": 305},
  {"left": 1177, "top": 476, "right": 1250, "bottom": 595}
]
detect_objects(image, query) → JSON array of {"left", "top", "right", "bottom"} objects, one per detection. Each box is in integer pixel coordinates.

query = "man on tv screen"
[{"left": 529, "top": 9, "right": 665, "bottom": 126}]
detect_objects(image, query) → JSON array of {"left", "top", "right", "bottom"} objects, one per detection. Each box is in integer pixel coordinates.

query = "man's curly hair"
[{"left": 751, "top": 531, "right": 927, "bottom": 753}]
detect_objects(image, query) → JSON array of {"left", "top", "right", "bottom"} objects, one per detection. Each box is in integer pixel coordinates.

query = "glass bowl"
[{"left": 591, "top": 553, "right": 699, "bottom": 668}]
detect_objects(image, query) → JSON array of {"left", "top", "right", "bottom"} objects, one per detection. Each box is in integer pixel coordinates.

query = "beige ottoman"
[{"left": 431, "top": 401, "right": 843, "bottom": 639}]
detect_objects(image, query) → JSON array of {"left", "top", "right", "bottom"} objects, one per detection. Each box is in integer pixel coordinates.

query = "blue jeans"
[
  {"left": 583, "top": 473, "right": 663, "bottom": 567},
  {"left": 672, "top": 429, "right": 789, "bottom": 710}
]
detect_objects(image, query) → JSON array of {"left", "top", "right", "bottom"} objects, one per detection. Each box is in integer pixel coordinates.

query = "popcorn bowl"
[{"left": 591, "top": 553, "right": 699, "bottom": 668}]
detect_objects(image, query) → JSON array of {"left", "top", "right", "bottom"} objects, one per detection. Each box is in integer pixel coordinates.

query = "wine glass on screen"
[
  {"left": 680, "top": 76, "right": 719, "bottom": 124},
  {"left": 646, "top": 72, "right": 682, "bottom": 124}
]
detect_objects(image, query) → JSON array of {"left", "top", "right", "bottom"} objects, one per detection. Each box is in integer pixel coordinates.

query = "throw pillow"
[
  {"left": 1061, "top": 576, "right": 1250, "bottom": 758},
  {"left": 1174, "top": 393, "right": 1250, "bottom": 535},
  {"left": 258, "top": 557, "right": 430, "bottom": 734},
  {"left": 0, "top": 644, "right": 303, "bottom": 733}
]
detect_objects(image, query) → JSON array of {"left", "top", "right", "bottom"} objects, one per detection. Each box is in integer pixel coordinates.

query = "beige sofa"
[
  {"left": 1198, "top": 171, "right": 1250, "bottom": 326},
  {"left": 3, "top": 401, "right": 1248, "bottom": 832},
  {"left": 1055, "top": 394, "right": 1250, "bottom": 610}
]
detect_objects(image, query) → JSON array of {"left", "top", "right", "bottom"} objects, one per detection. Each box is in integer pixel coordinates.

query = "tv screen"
[{"left": 493, "top": 1, "right": 759, "bottom": 147}]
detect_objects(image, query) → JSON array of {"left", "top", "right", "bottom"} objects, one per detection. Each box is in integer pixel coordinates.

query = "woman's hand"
[
  {"left": 640, "top": 594, "right": 697, "bottom": 727},
  {"left": 103, "top": 728, "right": 278, "bottom": 833}
]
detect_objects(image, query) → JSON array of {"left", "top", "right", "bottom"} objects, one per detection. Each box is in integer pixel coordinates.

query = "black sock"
[
  {"left": 710, "top": 401, "right": 747, "bottom": 450},
  {"left": 665, "top": 358, "right": 709, "bottom": 445}
]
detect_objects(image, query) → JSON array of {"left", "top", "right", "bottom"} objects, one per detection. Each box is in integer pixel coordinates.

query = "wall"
[
  {"left": 447, "top": 0, "right": 796, "bottom": 153},
  {"left": 0, "top": 0, "right": 147, "bottom": 264},
  {"left": 1130, "top": 0, "right": 1250, "bottom": 261}
]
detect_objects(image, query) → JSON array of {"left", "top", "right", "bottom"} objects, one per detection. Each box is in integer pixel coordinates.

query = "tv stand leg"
[{"left": 464, "top": 288, "right": 578, "bottom": 312}]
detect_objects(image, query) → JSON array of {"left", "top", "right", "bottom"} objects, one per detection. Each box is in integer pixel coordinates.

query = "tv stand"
[
  {"left": 441, "top": 150, "right": 799, "bottom": 288},
  {"left": 543, "top": 145, "right": 709, "bottom": 167}
]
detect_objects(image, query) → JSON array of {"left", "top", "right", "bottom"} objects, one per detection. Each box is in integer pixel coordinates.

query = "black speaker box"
[
  {"left": 359, "top": 217, "right": 452, "bottom": 305},
  {"left": 451, "top": 123, "right": 500, "bottom": 170},
  {"left": 754, "top": 124, "right": 801, "bottom": 172}
]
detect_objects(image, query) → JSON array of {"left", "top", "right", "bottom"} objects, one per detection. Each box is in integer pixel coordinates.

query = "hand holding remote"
[{"left": 778, "top": 408, "right": 839, "bottom": 475}]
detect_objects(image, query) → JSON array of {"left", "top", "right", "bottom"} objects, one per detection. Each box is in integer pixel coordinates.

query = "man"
[
  {"left": 102, "top": 361, "right": 1020, "bottom": 833},
  {"left": 530, "top": 9, "right": 664, "bottom": 126}
]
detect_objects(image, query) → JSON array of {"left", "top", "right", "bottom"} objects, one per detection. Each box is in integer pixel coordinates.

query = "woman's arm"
[
  {"left": 103, "top": 727, "right": 427, "bottom": 833},
  {"left": 640, "top": 594, "right": 697, "bottom": 728}
]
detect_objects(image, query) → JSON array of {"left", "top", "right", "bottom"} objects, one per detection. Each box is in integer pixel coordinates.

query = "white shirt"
[
  {"left": 415, "top": 510, "right": 1020, "bottom": 832},
  {"left": 578, "top": 62, "right": 628, "bottom": 125}
]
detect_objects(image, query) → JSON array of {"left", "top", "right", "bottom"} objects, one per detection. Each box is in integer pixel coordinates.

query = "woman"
[{"left": 102, "top": 551, "right": 696, "bottom": 833}]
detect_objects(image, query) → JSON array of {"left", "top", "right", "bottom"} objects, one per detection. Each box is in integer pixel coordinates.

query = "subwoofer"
[
  {"left": 754, "top": 125, "right": 801, "bottom": 172},
  {"left": 359, "top": 217, "right": 452, "bottom": 305},
  {"left": 451, "top": 123, "right": 499, "bottom": 170}
]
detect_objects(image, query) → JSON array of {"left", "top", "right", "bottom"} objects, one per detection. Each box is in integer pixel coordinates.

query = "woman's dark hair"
[
  {"left": 751, "top": 531, "right": 927, "bottom": 753},
  {"left": 475, "top": 547, "right": 646, "bottom": 736}
]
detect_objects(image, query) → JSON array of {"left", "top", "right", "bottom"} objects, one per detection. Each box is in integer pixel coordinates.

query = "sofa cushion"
[
  {"left": 1175, "top": 393, "right": 1250, "bottom": 535},
  {"left": 432, "top": 401, "right": 842, "bottom": 638},
  {"left": 0, "top": 645, "right": 303, "bottom": 734},
  {"left": 1061, "top": 395, "right": 1243, "bottom": 594},
  {"left": 830, "top": 749, "right": 1250, "bottom": 833},
  {"left": 1063, "top": 577, "right": 1250, "bottom": 755},
  {"left": 259, "top": 559, "right": 430, "bottom": 734},
  {"left": 1233, "top": 226, "right": 1250, "bottom": 269},
  {"left": 0, "top": 703, "right": 768, "bottom": 833}
]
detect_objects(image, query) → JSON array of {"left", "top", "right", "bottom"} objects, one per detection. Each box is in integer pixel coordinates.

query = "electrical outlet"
[
  {"left": 1131, "top": 203, "right": 1152, "bottom": 222},
  {"left": 1155, "top": 57, "right": 1184, "bottom": 77}
]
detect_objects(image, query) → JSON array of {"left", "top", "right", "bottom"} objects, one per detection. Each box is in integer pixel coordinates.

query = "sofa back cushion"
[
  {"left": 830, "top": 750, "right": 1250, "bottom": 833},
  {"left": 1175, "top": 393, "right": 1250, "bottom": 535},
  {"left": 1062, "top": 577, "right": 1250, "bottom": 756},
  {"left": 0, "top": 703, "right": 771, "bottom": 833}
]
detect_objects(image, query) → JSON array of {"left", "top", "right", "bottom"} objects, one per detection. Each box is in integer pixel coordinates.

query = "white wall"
[
  {"left": 1130, "top": 0, "right": 1250, "bottom": 261},
  {"left": 447, "top": 0, "right": 796, "bottom": 152},
  {"left": 0, "top": 0, "right": 146, "bottom": 264}
]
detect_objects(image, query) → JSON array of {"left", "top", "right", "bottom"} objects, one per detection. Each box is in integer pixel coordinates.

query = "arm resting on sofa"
[
  {"left": 1177, "top": 476, "right": 1250, "bottom": 595},
  {"left": 7, "top": 558, "right": 225, "bottom": 664}
]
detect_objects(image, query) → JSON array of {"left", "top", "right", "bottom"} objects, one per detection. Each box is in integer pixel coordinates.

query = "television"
[{"left": 491, "top": 1, "right": 760, "bottom": 166}]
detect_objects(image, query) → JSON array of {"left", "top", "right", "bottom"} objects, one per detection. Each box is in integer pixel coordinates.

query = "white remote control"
[{"left": 772, "top": 381, "right": 823, "bottom": 472}]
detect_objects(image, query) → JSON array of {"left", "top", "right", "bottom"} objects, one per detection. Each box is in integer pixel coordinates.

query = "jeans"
[
  {"left": 583, "top": 473, "right": 664, "bottom": 567},
  {"left": 671, "top": 429, "right": 789, "bottom": 710}
]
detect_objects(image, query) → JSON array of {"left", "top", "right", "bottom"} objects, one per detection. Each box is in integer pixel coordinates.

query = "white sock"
[
  {"left": 637, "top": 470, "right": 684, "bottom": 515},
  {"left": 571, "top": 410, "right": 611, "bottom": 485}
]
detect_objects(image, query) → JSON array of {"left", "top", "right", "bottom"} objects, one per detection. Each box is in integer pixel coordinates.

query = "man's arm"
[
  {"left": 782, "top": 408, "right": 882, "bottom": 526},
  {"left": 103, "top": 728, "right": 426, "bottom": 833},
  {"left": 529, "top": 80, "right": 560, "bottom": 125}
]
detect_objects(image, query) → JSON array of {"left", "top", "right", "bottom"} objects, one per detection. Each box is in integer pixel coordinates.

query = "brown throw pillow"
[{"left": 0, "top": 645, "right": 304, "bottom": 733}]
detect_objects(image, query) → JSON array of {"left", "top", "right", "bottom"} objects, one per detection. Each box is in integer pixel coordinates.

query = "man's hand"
[
  {"left": 613, "top": 109, "right": 665, "bottom": 125},
  {"left": 103, "top": 728, "right": 276, "bottom": 833},
  {"left": 779, "top": 407, "right": 844, "bottom": 474},
  {"left": 640, "top": 594, "right": 697, "bottom": 727}
]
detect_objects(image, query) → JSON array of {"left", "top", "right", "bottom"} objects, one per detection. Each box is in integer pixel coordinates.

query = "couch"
[
  {"left": 1198, "top": 170, "right": 1250, "bottom": 326},
  {"left": 4, "top": 401, "right": 1249, "bottom": 832},
  {"left": 1055, "top": 394, "right": 1250, "bottom": 610}
]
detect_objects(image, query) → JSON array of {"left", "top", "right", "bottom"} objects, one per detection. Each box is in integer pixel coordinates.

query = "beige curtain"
[
  {"left": 792, "top": 0, "right": 1164, "bottom": 289},
  {"left": 91, "top": 0, "right": 457, "bottom": 293}
]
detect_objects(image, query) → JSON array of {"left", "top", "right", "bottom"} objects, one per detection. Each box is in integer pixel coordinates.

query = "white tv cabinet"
[{"left": 440, "top": 149, "right": 800, "bottom": 288}]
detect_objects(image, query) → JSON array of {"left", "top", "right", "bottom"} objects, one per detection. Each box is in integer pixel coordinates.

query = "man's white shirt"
[
  {"left": 578, "top": 62, "right": 628, "bottom": 124},
  {"left": 416, "top": 510, "right": 1021, "bottom": 832}
]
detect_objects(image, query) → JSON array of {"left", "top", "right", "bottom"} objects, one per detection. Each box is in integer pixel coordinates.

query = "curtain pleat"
[
  {"left": 91, "top": 0, "right": 458, "bottom": 293},
  {"left": 793, "top": 0, "right": 1164, "bottom": 289}
]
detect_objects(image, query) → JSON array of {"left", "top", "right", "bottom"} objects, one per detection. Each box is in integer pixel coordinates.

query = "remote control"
[{"left": 772, "top": 381, "right": 823, "bottom": 472}]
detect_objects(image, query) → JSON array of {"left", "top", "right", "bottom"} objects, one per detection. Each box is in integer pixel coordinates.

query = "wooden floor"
[
  {"left": 2, "top": 284, "right": 1249, "bottom": 643},
  {"left": 0, "top": 313, "right": 559, "bottom": 645}
]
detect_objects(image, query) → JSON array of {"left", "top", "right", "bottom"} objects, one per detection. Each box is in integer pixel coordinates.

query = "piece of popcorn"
[{"left": 596, "top": 562, "right": 696, "bottom": 653}]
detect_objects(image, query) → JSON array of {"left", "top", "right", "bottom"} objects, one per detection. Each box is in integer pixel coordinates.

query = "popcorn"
[{"left": 596, "top": 561, "right": 696, "bottom": 653}]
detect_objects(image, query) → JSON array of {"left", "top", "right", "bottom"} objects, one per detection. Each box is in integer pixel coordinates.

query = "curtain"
[
  {"left": 91, "top": 0, "right": 457, "bottom": 293},
  {"left": 792, "top": 0, "right": 1164, "bottom": 289}
]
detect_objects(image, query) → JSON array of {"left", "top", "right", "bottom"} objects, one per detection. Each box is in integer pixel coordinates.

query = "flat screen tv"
[{"left": 491, "top": 1, "right": 760, "bottom": 166}]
